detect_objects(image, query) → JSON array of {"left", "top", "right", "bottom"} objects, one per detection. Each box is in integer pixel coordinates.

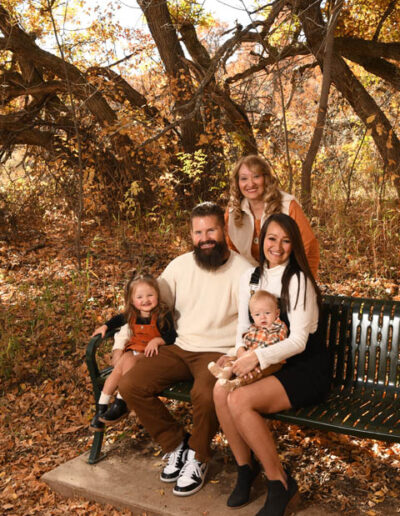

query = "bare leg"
[
  {"left": 213, "top": 382, "right": 252, "bottom": 466},
  {"left": 121, "top": 352, "right": 143, "bottom": 375},
  {"left": 102, "top": 352, "right": 142, "bottom": 395},
  {"left": 226, "top": 376, "right": 291, "bottom": 487}
]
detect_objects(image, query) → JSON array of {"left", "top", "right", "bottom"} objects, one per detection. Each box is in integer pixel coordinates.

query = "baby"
[{"left": 208, "top": 290, "right": 287, "bottom": 391}]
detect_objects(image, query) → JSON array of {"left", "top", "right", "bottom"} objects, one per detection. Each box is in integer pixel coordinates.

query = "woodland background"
[{"left": 0, "top": 0, "right": 399, "bottom": 514}]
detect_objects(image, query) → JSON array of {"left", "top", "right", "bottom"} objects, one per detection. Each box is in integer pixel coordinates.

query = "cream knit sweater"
[{"left": 158, "top": 251, "right": 251, "bottom": 353}]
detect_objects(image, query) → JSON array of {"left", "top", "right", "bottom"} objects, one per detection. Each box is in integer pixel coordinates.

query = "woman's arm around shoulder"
[{"left": 224, "top": 208, "right": 239, "bottom": 253}]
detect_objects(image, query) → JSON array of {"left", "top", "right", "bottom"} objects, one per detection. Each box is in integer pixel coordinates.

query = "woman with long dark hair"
[{"left": 214, "top": 214, "right": 330, "bottom": 515}]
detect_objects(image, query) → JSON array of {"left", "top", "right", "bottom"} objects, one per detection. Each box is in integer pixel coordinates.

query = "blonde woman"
[{"left": 225, "top": 155, "right": 319, "bottom": 277}]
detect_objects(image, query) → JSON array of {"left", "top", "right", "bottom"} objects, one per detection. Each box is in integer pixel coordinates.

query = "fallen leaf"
[{"left": 60, "top": 425, "right": 84, "bottom": 434}]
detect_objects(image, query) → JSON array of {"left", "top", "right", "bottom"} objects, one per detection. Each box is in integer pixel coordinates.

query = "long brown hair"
[
  {"left": 123, "top": 274, "right": 171, "bottom": 328},
  {"left": 229, "top": 155, "right": 282, "bottom": 226},
  {"left": 259, "top": 214, "right": 321, "bottom": 313}
]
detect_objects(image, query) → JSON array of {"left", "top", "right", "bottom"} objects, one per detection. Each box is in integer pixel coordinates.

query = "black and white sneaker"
[
  {"left": 160, "top": 433, "right": 190, "bottom": 483},
  {"left": 173, "top": 449, "right": 208, "bottom": 496}
]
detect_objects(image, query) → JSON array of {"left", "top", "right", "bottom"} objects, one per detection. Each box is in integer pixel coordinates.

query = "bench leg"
[{"left": 88, "top": 430, "right": 106, "bottom": 464}]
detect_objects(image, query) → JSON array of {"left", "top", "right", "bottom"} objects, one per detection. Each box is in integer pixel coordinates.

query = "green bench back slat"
[
  {"left": 352, "top": 299, "right": 400, "bottom": 392},
  {"left": 322, "top": 295, "right": 352, "bottom": 388},
  {"left": 321, "top": 296, "right": 400, "bottom": 393}
]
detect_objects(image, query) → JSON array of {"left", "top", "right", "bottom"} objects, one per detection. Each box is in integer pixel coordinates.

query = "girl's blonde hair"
[
  {"left": 229, "top": 155, "right": 282, "bottom": 226},
  {"left": 123, "top": 274, "right": 171, "bottom": 328}
]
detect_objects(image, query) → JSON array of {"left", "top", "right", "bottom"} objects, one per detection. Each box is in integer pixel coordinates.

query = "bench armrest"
[{"left": 85, "top": 329, "right": 120, "bottom": 403}]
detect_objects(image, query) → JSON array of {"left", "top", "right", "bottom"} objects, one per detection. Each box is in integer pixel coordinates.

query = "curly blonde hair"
[{"left": 229, "top": 155, "right": 282, "bottom": 226}]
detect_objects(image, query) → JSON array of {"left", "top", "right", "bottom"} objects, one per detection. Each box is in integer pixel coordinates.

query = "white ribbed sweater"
[{"left": 236, "top": 263, "right": 319, "bottom": 370}]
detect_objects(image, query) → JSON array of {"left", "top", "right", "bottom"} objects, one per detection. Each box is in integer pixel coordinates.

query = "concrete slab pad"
[{"left": 42, "top": 445, "right": 340, "bottom": 515}]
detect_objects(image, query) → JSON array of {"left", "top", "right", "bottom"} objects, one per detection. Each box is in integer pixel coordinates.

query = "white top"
[
  {"left": 158, "top": 251, "right": 251, "bottom": 353},
  {"left": 236, "top": 262, "right": 319, "bottom": 370},
  {"left": 112, "top": 322, "right": 131, "bottom": 350}
]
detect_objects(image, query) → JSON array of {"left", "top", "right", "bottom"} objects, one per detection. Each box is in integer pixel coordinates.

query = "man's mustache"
[{"left": 199, "top": 240, "right": 217, "bottom": 247}]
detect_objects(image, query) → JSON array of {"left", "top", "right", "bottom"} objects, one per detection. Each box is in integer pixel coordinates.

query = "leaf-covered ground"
[{"left": 1, "top": 214, "right": 399, "bottom": 515}]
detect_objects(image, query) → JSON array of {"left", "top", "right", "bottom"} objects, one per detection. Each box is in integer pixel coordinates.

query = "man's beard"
[{"left": 193, "top": 239, "right": 229, "bottom": 271}]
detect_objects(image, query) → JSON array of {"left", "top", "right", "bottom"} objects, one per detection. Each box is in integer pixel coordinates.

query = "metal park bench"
[{"left": 86, "top": 294, "right": 400, "bottom": 464}]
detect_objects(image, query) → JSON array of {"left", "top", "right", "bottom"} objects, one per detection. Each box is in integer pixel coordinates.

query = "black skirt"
[{"left": 273, "top": 313, "right": 331, "bottom": 409}]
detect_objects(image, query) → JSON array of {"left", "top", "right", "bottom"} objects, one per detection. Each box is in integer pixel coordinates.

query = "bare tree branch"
[
  {"left": 226, "top": 43, "right": 309, "bottom": 84},
  {"left": 334, "top": 38, "right": 400, "bottom": 61},
  {"left": 373, "top": 0, "right": 397, "bottom": 41},
  {"left": 296, "top": 0, "right": 400, "bottom": 196}
]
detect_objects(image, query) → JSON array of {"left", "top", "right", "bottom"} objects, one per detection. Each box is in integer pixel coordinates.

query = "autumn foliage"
[{"left": 1, "top": 0, "right": 400, "bottom": 514}]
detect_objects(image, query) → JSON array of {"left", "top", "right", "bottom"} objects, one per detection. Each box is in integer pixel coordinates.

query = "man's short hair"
[{"left": 190, "top": 202, "right": 225, "bottom": 228}]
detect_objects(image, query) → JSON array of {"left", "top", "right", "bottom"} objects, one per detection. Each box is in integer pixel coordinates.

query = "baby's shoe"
[
  {"left": 208, "top": 361, "right": 231, "bottom": 379},
  {"left": 208, "top": 361, "right": 222, "bottom": 377}
]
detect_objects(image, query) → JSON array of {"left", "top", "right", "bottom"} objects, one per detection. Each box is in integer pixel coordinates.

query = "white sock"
[
  {"left": 99, "top": 392, "right": 111, "bottom": 405},
  {"left": 116, "top": 392, "right": 124, "bottom": 400}
]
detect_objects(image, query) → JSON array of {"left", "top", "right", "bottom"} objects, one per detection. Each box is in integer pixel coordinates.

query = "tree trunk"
[
  {"left": 301, "top": 1, "right": 342, "bottom": 214},
  {"left": 296, "top": 1, "right": 400, "bottom": 197},
  {"left": 180, "top": 22, "right": 257, "bottom": 156},
  {"left": 137, "top": 0, "right": 201, "bottom": 153}
]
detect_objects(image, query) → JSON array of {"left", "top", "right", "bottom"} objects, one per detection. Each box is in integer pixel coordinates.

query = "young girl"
[{"left": 90, "top": 274, "right": 176, "bottom": 431}]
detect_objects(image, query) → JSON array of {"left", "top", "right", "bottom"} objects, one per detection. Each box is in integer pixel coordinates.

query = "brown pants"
[{"left": 119, "top": 344, "right": 223, "bottom": 463}]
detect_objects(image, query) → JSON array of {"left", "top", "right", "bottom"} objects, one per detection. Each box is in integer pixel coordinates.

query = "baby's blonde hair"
[{"left": 249, "top": 290, "right": 279, "bottom": 313}]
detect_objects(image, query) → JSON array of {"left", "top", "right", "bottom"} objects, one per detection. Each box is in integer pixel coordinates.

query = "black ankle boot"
[
  {"left": 98, "top": 398, "right": 128, "bottom": 425},
  {"left": 227, "top": 458, "right": 260, "bottom": 508},
  {"left": 256, "top": 470, "right": 299, "bottom": 516},
  {"left": 89, "top": 403, "right": 108, "bottom": 432}
]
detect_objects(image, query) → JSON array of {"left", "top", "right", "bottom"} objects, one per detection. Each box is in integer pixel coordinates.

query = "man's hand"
[
  {"left": 232, "top": 351, "right": 260, "bottom": 377},
  {"left": 91, "top": 324, "right": 108, "bottom": 338},
  {"left": 144, "top": 337, "right": 165, "bottom": 357}
]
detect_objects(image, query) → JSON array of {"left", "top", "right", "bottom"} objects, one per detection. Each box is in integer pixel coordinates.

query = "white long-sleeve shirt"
[{"left": 236, "top": 262, "right": 319, "bottom": 370}]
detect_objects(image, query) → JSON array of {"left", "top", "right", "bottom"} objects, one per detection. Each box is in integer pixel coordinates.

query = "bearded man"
[{"left": 98, "top": 202, "right": 249, "bottom": 496}]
